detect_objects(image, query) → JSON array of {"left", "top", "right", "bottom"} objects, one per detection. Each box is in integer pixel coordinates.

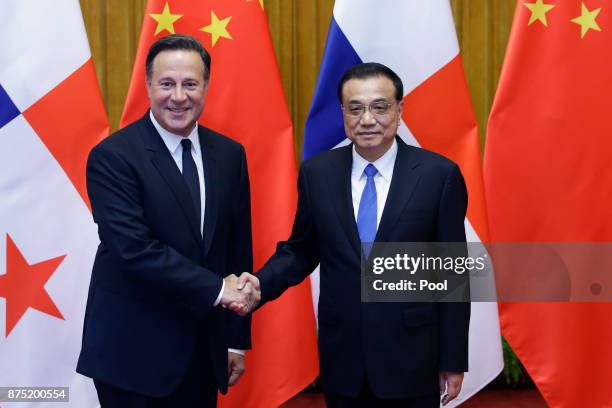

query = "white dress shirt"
[
  {"left": 150, "top": 112, "right": 206, "bottom": 234},
  {"left": 351, "top": 139, "right": 398, "bottom": 229}
]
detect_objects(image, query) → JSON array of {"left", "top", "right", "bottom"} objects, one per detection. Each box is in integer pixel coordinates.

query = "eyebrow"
[
  {"left": 346, "top": 97, "right": 390, "bottom": 104},
  {"left": 156, "top": 77, "right": 200, "bottom": 83}
]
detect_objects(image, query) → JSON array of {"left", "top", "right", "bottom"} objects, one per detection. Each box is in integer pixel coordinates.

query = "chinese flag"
[
  {"left": 121, "top": 1, "right": 319, "bottom": 406},
  {"left": 485, "top": 1, "right": 612, "bottom": 407}
]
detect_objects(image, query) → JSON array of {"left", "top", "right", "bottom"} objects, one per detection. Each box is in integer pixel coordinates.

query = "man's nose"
[
  {"left": 171, "top": 85, "right": 187, "bottom": 102},
  {"left": 359, "top": 109, "right": 376, "bottom": 125}
]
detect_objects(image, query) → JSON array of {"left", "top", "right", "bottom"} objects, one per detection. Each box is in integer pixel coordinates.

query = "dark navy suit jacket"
[
  {"left": 257, "top": 138, "right": 470, "bottom": 399},
  {"left": 77, "top": 114, "right": 253, "bottom": 397}
]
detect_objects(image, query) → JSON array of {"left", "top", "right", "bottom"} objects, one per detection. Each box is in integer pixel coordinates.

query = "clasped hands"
[{"left": 220, "top": 272, "right": 260, "bottom": 316}]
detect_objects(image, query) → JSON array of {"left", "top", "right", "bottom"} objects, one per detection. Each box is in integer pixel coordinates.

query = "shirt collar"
[
  {"left": 352, "top": 138, "right": 398, "bottom": 182},
  {"left": 149, "top": 111, "right": 200, "bottom": 156}
]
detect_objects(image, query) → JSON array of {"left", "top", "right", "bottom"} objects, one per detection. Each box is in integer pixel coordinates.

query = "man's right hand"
[
  {"left": 220, "top": 274, "right": 260, "bottom": 316},
  {"left": 439, "top": 371, "right": 464, "bottom": 406}
]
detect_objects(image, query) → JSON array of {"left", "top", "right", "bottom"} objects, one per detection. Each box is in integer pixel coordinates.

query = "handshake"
[{"left": 220, "top": 272, "right": 261, "bottom": 316}]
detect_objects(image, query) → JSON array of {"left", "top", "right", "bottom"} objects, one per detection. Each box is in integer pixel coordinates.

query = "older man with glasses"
[{"left": 240, "top": 62, "right": 470, "bottom": 408}]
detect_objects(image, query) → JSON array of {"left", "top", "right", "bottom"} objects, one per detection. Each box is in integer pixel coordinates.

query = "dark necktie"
[{"left": 181, "top": 139, "right": 201, "bottom": 228}]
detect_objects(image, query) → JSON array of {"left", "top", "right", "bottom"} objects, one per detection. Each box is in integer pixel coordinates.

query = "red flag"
[
  {"left": 485, "top": 1, "right": 612, "bottom": 407},
  {"left": 121, "top": 1, "right": 318, "bottom": 406}
]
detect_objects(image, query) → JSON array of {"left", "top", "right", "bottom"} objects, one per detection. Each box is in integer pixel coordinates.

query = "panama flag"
[
  {"left": 0, "top": 1, "right": 108, "bottom": 406},
  {"left": 304, "top": 0, "right": 503, "bottom": 405}
]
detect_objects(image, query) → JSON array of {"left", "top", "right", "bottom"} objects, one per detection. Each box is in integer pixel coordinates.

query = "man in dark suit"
[
  {"left": 77, "top": 34, "right": 259, "bottom": 407},
  {"left": 241, "top": 63, "right": 470, "bottom": 407}
]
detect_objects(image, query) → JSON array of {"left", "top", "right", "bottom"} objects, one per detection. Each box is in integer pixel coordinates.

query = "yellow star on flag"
[
  {"left": 200, "top": 11, "right": 233, "bottom": 47},
  {"left": 571, "top": 2, "right": 602, "bottom": 38},
  {"left": 523, "top": 0, "right": 555, "bottom": 27},
  {"left": 247, "top": 0, "right": 265, "bottom": 10},
  {"left": 149, "top": 2, "right": 183, "bottom": 35}
]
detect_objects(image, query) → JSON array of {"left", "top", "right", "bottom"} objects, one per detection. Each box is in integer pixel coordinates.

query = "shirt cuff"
[
  {"left": 228, "top": 348, "right": 245, "bottom": 356},
  {"left": 213, "top": 280, "right": 225, "bottom": 306}
]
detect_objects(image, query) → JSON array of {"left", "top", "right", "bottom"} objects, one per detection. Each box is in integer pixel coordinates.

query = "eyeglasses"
[{"left": 342, "top": 101, "right": 395, "bottom": 118}]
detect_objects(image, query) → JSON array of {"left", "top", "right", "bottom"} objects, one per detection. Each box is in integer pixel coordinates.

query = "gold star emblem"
[
  {"left": 571, "top": 2, "right": 602, "bottom": 38},
  {"left": 523, "top": 0, "right": 555, "bottom": 27},
  {"left": 149, "top": 2, "right": 183, "bottom": 35},
  {"left": 200, "top": 11, "right": 233, "bottom": 47},
  {"left": 246, "top": 0, "right": 265, "bottom": 10}
]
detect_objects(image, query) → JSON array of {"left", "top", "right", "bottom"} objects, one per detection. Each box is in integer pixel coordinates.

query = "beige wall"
[{"left": 80, "top": 0, "right": 516, "bottom": 158}]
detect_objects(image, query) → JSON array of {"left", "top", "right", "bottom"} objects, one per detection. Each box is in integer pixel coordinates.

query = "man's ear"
[{"left": 397, "top": 100, "right": 404, "bottom": 126}]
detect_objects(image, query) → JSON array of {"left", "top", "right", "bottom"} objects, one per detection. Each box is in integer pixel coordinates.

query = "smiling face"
[
  {"left": 147, "top": 49, "right": 207, "bottom": 136},
  {"left": 341, "top": 76, "right": 403, "bottom": 162}
]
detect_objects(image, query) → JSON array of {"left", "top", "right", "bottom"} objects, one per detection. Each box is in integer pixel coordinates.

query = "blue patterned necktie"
[
  {"left": 357, "top": 163, "right": 378, "bottom": 244},
  {"left": 181, "top": 139, "right": 201, "bottom": 228}
]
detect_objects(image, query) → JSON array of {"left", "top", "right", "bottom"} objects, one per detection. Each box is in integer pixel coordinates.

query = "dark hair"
[
  {"left": 337, "top": 62, "right": 403, "bottom": 102},
  {"left": 145, "top": 34, "right": 211, "bottom": 82}
]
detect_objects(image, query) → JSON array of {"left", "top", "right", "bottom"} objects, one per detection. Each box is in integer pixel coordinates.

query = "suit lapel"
[
  {"left": 139, "top": 115, "right": 204, "bottom": 250},
  {"left": 326, "top": 146, "right": 361, "bottom": 258},
  {"left": 199, "top": 128, "right": 218, "bottom": 257},
  {"left": 376, "top": 139, "right": 422, "bottom": 241}
]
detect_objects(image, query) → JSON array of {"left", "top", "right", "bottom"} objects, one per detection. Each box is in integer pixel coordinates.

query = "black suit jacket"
[
  {"left": 76, "top": 114, "right": 253, "bottom": 397},
  {"left": 258, "top": 138, "right": 469, "bottom": 399}
]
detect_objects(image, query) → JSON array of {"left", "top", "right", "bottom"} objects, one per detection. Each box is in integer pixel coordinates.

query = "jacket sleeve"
[
  {"left": 225, "top": 146, "right": 254, "bottom": 349},
  {"left": 436, "top": 163, "right": 471, "bottom": 372},
  {"left": 257, "top": 164, "right": 320, "bottom": 305}
]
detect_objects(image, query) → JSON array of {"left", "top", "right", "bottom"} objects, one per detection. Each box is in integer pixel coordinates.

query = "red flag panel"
[
  {"left": 23, "top": 60, "right": 109, "bottom": 209},
  {"left": 485, "top": 1, "right": 612, "bottom": 407},
  {"left": 403, "top": 55, "right": 488, "bottom": 239}
]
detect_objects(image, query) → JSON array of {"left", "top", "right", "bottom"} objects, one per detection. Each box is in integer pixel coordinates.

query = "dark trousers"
[
  {"left": 324, "top": 379, "right": 439, "bottom": 408},
  {"left": 94, "top": 341, "right": 218, "bottom": 408}
]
